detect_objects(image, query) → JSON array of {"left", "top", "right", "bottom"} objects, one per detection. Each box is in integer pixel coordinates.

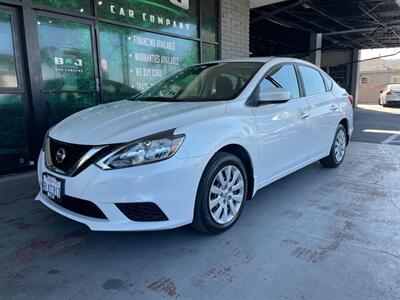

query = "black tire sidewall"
[{"left": 195, "top": 153, "right": 248, "bottom": 233}]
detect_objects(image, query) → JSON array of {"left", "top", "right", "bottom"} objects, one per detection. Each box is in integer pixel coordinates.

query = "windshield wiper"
[{"left": 127, "top": 93, "right": 141, "bottom": 100}]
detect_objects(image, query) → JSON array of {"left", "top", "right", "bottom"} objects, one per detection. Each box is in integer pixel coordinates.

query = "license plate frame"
[{"left": 42, "top": 173, "right": 65, "bottom": 203}]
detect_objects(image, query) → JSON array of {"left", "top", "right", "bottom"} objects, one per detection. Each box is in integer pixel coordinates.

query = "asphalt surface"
[
  {"left": 1, "top": 105, "right": 400, "bottom": 299},
  {"left": 352, "top": 104, "right": 400, "bottom": 145}
]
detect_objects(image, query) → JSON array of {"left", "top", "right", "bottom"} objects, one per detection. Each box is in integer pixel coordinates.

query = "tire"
[
  {"left": 192, "top": 152, "right": 248, "bottom": 234},
  {"left": 320, "top": 124, "right": 347, "bottom": 168}
]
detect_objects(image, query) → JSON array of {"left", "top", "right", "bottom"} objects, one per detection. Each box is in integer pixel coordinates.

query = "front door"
[
  {"left": 252, "top": 64, "right": 310, "bottom": 184},
  {"left": 0, "top": 5, "right": 30, "bottom": 171},
  {"left": 35, "top": 13, "right": 99, "bottom": 129}
]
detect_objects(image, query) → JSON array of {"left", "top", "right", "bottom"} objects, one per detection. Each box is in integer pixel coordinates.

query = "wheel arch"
[
  {"left": 215, "top": 144, "right": 255, "bottom": 200},
  {"left": 339, "top": 118, "right": 350, "bottom": 145}
]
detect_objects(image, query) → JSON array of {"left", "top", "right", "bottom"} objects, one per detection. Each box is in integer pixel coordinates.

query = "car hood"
[{"left": 49, "top": 100, "right": 227, "bottom": 145}]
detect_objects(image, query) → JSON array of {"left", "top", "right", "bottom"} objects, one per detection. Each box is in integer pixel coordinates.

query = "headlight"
[
  {"left": 96, "top": 131, "right": 185, "bottom": 169},
  {"left": 42, "top": 128, "right": 52, "bottom": 151}
]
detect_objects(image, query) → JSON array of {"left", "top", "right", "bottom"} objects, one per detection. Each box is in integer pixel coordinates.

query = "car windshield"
[{"left": 133, "top": 62, "right": 263, "bottom": 102}]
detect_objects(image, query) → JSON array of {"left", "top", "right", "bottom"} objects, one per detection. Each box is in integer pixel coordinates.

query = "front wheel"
[
  {"left": 192, "top": 152, "right": 248, "bottom": 234},
  {"left": 320, "top": 124, "right": 347, "bottom": 168}
]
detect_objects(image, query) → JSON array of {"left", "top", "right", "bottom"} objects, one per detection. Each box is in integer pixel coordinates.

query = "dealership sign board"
[{"left": 97, "top": 0, "right": 198, "bottom": 38}]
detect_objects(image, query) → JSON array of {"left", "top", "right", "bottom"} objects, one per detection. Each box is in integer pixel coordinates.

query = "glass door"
[
  {"left": 36, "top": 13, "right": 99, "bottom": 127},
  {"left": 0, "top": 5, "right": 30, "bottom": 171}
]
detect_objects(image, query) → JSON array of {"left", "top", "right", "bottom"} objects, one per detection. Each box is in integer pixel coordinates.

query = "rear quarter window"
[{"left": 322, "top": 73, "right": 334, "bottom": 91}]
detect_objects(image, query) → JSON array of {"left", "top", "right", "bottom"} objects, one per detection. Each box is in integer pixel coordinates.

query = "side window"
[
  {"left": 321, "top": 73, "right": 333, "bottom": 91},
  {"left": 298, "top": 66, "right": 327, "bottom": 96},
  {"left": 259, "top": 64, "right": 300, "bottom": 99}
]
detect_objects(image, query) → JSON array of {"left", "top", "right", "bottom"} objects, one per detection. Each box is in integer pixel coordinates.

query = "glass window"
[
  {"left": 97, "top": 0, "right": 198, "bottom": 38},
  {"left": 0, "top": 94, "right": 29, "bottom": 169},
  {"left": 202, "top": 43, "right": 218, "bottom": 62},
  {"left": 0, "top": 12, "right": 18, "bottom": 88},
  {"left": 260, "top": 64, "right": 300, "bottom": 99},
  {"left": 37, "top": 16, "right": 96, "bottom": 91},
  {"left": 322, "top": 72, "right": 333, "bottom": 91},
  {"left": 201, "top": 0, "right": 217, "bottom": 42},
  {"left": 32, "top": 0, "right": 92, "bottom": 15},
  {"left": 298, "top": 65, "right": 326, "bottom": 96},
  {"left": 99, "top": 22, "right": 199, "bottom": 103},
  {"left": 134, "top": 62, "right": 262, "bottom": 102},
  {"left": 37, "top": 16, "right": 97, "bottom": 126}
]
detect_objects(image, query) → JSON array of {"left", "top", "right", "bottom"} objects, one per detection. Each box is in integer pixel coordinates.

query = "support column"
[
  {"left": 350, "top": 48, "right": 361, "bottom": 107},
  {"left": 219, "top": 0, "right": 250, "bottom": 59},
  {"left": 309, "top": 33, "right": 322, "bottom": 67}
]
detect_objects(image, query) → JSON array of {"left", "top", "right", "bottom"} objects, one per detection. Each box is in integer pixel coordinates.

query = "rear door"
[
  {"left": 253, "top": 64, "right": 310, "bottom": 183},
  {"left": 297, "top": 65, "right": 340, "bottom": 158}
]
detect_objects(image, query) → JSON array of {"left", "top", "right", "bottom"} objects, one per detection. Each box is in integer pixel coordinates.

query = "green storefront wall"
[{"left": 0, "top": 0, "right": 219, "bottom": 172}]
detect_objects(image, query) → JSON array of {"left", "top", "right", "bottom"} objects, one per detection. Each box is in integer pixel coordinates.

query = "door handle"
[
  {"left": 330, "top": 104, "right": 339, "bottom": 111},
  {"left": 298, "top": 112, "right": 310, "bottom": 120}
]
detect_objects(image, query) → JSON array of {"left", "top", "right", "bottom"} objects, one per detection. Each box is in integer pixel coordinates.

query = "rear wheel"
[
  {"left": 320, "top": 124, "right": 347, "bottom": 168},
  {"left": 192, "top": 152, "right": 248, "bottom": 234}
]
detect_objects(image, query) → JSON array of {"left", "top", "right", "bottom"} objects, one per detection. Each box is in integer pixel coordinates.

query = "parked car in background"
[
  {"left": 36, "top": 57, "right": 353, "bottom": 234},
  {"left": 379, "top": 84, "right": 400, "bottom": 106}
]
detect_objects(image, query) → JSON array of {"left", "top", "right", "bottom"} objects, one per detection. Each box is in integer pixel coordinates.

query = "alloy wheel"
[
  {"left": 208, "top": 165, "right": 245, "bottom": 225},
  {"left": 334, "top": 129, "right": 346, "bottom": 162}
]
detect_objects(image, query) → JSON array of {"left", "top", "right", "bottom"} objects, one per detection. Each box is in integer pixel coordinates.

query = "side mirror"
[{"left": 258, "top": 87, "right": 292, "bottom": 105}]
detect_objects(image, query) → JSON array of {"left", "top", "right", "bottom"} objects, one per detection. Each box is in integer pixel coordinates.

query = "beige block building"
[{"left": 359, "top": 59, "right": 400, "bottom": 104}]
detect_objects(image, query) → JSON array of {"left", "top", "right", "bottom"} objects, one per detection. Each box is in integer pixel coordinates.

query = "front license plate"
[{"left": 42, "top": 173, "right": 64, "bottom": 203}]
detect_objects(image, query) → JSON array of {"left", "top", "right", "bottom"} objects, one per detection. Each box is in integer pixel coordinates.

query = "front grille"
[
  {"left": 48, "top": 138, "right": 92, "bottom": 174},
  {"left": 52, "top": 195, "right": 107, "bottom": 219},
  {"left": 116, "top": 202, "right": 169, "bottom": 222}
]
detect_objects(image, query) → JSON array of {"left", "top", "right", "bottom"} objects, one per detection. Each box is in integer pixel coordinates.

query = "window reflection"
[
  {"left": 202, "top": 43, "right": 218, "bottom": 62},
  {"left": 0, "top": 12, "right": 18, "bottom": 88},
  {"left": 37, "top": 16, "right": 95, "bottom": 91},
  {"left": 201, "top": 0, "right": 218, "bottom": 42},
  {"left": 32, "top": 0, "right": 92, "bottom": 15},
  {"left": 99, "top": 22, "right": 199, "bottom": 103},
  {"left": 0, "top": 94, "right": 29, "bottom": 169},
  {"left": 37, "top": 16, "right": 97, "bottom": 126}
]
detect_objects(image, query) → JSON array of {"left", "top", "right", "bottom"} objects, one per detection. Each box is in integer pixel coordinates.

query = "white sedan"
[
  {"left": 379, "top": 84, "right": 400, "bottom": 106},
  {"left": 36, "top": 57, "right": 353, "bottom": 234}
]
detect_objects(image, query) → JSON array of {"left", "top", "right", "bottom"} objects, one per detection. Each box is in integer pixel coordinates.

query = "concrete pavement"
[
  {"left": 352, "top": 104, "right": 400, "bottom": 145},
  {"left": 1, "top": 141, "right": 400, "bottom": 300}
]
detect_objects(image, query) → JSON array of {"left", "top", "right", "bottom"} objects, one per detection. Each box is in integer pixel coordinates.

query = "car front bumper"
[
  {"left": 36, "top": 151, "right": 207, "bottom": 231},
  {"left": 384, "top": 100, "right": 400, "bottom": 106}
]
